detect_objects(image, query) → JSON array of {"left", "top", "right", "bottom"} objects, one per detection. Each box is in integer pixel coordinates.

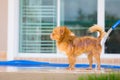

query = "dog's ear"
[
  {"left": 59, "top": 26, "right": 72, "bottom": 36},
  {"left": 60, "top": 27, "right": 66, "bottom": 35}
]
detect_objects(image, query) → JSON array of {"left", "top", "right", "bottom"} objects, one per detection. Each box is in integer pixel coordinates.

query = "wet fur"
[{"left": 50, "top": 25, "right": 106, "bottom": 70}]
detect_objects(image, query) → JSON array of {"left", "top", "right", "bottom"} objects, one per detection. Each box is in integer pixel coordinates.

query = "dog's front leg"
[{"left": 66, "top": 55, "right": 76, "bottom": 70}]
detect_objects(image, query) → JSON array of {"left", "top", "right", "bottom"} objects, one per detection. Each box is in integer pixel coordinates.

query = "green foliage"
[{"left": 78, "top": 72, "right": 120, "bottom": 80}]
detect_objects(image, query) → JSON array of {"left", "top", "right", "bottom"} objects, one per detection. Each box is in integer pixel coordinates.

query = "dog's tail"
[{"left": 89, "top": 25, "right": 106, "bottom": 41}]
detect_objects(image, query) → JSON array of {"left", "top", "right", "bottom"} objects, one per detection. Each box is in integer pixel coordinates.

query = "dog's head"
[{"left": 50, "top": 26, "right": 74, "bottom": 41}]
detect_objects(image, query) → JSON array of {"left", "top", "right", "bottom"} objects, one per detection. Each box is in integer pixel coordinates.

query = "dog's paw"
[
  {"left": 66, "top": 67, "right": 75, "bottom": 70},
  {"left": 97, "top": 68, "right": 101, "bottom": 70},
  {"left": 86, "top": 67, "right": 93, "bottom": 70}
]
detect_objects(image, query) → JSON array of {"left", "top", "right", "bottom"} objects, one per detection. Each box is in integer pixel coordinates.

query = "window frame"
[{"left": 7, "top": 0, "right": 120, "bottom": 60}]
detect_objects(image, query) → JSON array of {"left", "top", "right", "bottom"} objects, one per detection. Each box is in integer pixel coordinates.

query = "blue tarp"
[{"left": 0, "top": 60, "right": 120, "bottom": 69}]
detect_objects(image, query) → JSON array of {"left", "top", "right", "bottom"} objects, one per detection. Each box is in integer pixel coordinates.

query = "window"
[
  {"left": 8, "top": 0, "right": 120, "bottom": 60},
  {"left": 19, "top": 0, "right": 97, "bottom": 54},
  {"left": 19, "top": 0, "right": 57, "bottom": 53},
  {"left": 60, "top": 0, "right": 97, "bottom": 36},
  {"left": 105, "top": 0, "right": 120, "bottom": 54}
]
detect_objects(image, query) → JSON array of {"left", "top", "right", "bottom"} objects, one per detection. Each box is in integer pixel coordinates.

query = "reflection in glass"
[
  {"left": 105, "top": 0, "right": 120, "bottom": 53},
  {"left": 61, "top": 0, "right": 97, "bottom": 36},
  {"left": 19, "top": 0, "right": 57, "bottom": 53}
]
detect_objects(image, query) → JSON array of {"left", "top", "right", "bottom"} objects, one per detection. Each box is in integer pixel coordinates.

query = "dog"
[{"left": 50, "top": 25, "right": 106, "bottom": 70}]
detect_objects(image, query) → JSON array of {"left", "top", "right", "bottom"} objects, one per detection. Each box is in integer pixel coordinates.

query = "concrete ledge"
[
  {"left": 0, "top": 66, "right": 114, "bottom": 80},
  {"left": 0, "top": 72, "right": 85, "bottom": 80}
]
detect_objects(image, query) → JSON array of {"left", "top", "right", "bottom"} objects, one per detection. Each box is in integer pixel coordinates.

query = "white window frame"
[
  {"left": 7, "top": 0, "right": 120, "bottom": 60},
  {"left": 99, "top": 0, "right": 120, "bottom": 58}
]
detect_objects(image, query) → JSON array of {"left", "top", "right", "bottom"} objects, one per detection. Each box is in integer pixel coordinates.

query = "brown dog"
[{"left": 50, "top": 25, "right": 106, "bottom": 70}]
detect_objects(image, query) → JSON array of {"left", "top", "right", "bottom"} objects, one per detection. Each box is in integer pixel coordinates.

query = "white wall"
[{"left": 0, "top": 0, "right": 8, "bottom": 52}]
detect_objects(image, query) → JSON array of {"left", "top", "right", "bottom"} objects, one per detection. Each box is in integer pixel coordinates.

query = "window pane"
[
  {"left": 105, "top": 0, "right": 120, "bottom": 53},
  {"left": 61, "top": 0, "right": 97, "bottom": 36},
  {"left": 19, "top": 0, "right": 57, "bottom": 53}
]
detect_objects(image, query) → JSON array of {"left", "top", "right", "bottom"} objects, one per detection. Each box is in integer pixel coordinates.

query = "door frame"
[{"left": 7, "top": 0, "right": 120, "bottom": 60}]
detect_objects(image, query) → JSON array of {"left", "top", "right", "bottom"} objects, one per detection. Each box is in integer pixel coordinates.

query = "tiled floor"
[
  {"left": 0, "top": 66, "right": 118, "bottom": 80},
  {"left": 0, "top": 66, "right": 109, "bottom": 73}
]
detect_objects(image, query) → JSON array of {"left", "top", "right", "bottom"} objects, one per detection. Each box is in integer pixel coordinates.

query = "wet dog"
[{"left": 50, "top": 25, "right": 106, "bottom": 70}]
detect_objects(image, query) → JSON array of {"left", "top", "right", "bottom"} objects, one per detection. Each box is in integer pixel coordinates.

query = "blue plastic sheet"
[{"left": 0, "top": 60, "right": 120, "bottom": 69}]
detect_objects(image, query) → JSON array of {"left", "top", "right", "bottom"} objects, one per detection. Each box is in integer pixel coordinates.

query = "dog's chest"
[{"left": 57, "top": 42, "right": 69, "bottom": 52}]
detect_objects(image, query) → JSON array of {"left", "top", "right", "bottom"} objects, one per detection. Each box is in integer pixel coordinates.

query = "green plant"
[{"left": 78, "top": 72, "right": 120, "bottom": 80}]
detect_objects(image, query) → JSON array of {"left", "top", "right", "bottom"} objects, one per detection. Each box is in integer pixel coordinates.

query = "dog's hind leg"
[
  {"left": 86, "top": 53, "right": 93, "bottom": 70},
  {"left": 93, "top": 53, "right": 101, "bottom": 70}
]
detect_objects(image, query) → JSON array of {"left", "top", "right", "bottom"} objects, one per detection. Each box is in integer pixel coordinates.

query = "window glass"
[
  {"left": 105, "top": 0, "right": 120, "bottom": 53},
  {"left": 61, "top": 0, "right": 97, "bottom": 36},
  {"left": 19, "top": 0, "right": 57, "bottom": 53},
  {"left": 19, "top": 0, "right": 97, "bottom": 54}
]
